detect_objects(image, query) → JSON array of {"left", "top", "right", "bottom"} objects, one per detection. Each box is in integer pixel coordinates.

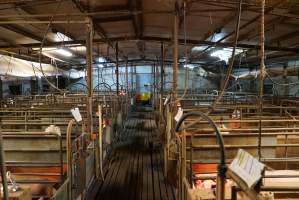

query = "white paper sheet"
[
  {"left": 230, "top": 149, "right": 265, "bottom": 188},
  {"left": 71, "top": 107, "right": 82, "bottom": 122},
  {"left": 174, "top": 107, "right": 183, "bottom": 122}
]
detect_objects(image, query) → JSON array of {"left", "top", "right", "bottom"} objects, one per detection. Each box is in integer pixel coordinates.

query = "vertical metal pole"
[
  {"left": 85, "top": 17, "right": 93, "bottom": 200},
  {"left": 0, "top": 129, "right": 8, "bottom": 200},
  {"left": 97, "top": 65, "right": 100, "bottom": 95},
  {"left": 125, "top": 60, "right": 129, "bottom": 94},
  {"left": 153, "top": 63, "right": 156, "bottom": 106},
  {"left": 258, "top": 0, "right": 265, "bottom": 161},
  {"left": 59, "top": 136, "right": 63, "bottom": 184},
  {"left": 173, "top": 4, "right": 179, "bottom": 99},
  {"left": 86, "top": 17, "right": 93, "bottom": 135},
  {"left": 283, "top": 65, "right": 289, "bottom": 96},
  {"left": 125, "top": 60, "right": 129, "bottom": 115},
  {"left": 160, "top": 43, "right": 164, "bottom": 94},
  {"left": 134, "top": 65, "right": 137, "bottom": 92},
  {"left": 67, "top": 119, "right": 75, "bottom": 200},
  {"left": 116, "top": 42, "right": 119, "bottom": 96},
  {"left": 98, "top": 105, "right": 104, "bottom": 180},
  {"left": 159, "top": 43, "right": 164, "bottom": 115},
  {"left": 130, "top": 63, "right": 133, "bottom": 93}
]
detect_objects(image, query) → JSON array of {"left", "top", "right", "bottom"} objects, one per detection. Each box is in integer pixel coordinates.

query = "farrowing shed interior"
[{"left": 0, "top": 0, "right": 298, "bottom": 200}]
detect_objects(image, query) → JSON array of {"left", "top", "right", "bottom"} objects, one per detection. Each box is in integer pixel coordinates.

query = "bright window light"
[
  {"left": 54, "top": 32, "right": 72, "bottom": 42},
  {"left": 184, "top": 64, "right": 195, "bottom": 69},
  {"left": 210, "top": 48, "right": 243, "bottom": 63},
  {"left": 98, "top": 64, "right": 104, "bottom": 68},
  {"left": 98, "top": 57, "right": 106, "bottom": 63},
  {"left": 56, "top": 49, "right": 73, "bottom": 57},
  {"left": 179, "top": 57, "right": 186, "bottom": 62}
]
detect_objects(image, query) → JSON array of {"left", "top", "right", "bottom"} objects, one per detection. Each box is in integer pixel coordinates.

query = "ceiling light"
[
  {"left": 184, "top": 64, "right": 195, "bottom": 69},
  {"left": 191, "top": 46, "right": 208, "bottom": 52},
  {"left": 56, "top": 49, "right": 73, "bottom": 57}
]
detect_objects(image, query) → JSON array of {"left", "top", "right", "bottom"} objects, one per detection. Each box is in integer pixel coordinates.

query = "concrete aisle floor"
[{"left": 95, "top": 109, "right": 175, "bottom": 200}]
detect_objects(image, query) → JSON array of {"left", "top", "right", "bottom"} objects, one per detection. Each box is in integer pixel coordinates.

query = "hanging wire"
[
  {"left": 210, "top": 0, "right": 243, "bottom": 109},
  {"left": 38, "top": 0, "right": 66, "bottom": 94},
  {"left": 265, "top": 71, "right": 299, "bottom": 86},
  {"left": 178, "top": 0, "right": 189, "bottom": 100},
  {"left": 166, "top": 0, "right": 189, "bottom": 105},
  {"left": 258, "top": 0, "right": 266, "bottom": 161},
  {"left": 178, "top": 0, "right": 243, "bottom": 130}
]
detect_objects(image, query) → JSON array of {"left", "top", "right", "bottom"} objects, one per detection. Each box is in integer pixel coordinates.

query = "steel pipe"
[
  {"left": 175, "top": 111, "right": 226, "bottom": 200},
  {"left": 0, "top": 129, "right": 8, "bottom": 200}
]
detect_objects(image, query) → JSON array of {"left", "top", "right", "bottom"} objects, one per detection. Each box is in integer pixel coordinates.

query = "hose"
[{"left": 175, "top": 111, "right": 227, "bottom": 200}]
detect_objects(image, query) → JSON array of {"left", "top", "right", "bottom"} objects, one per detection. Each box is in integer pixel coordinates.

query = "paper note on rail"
[
  {"left": 230, "top": 149, "right": 265, "bottom": 188},
  {"left": 174, "top": 107, "right": 183, "bottom": 122},
  {"left": 71, "top": 107, "right": 82, "bottom": 122}
]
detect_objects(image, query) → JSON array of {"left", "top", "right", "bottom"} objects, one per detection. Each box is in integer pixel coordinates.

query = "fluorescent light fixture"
[
  {"left": 191, "top": 46, "right": 208, "bottom": 52},
  {"left": 210, "top": 48, "right": 243, "bottom": 63},
  {"left": 34, "top": 47, "right": 73, "bottom": 58},
  {"left": 71, "top": 46, "right": 86, "bottom": 52},
  {"left": 56, "top": 49, "right": 73, "bottom": 57}
]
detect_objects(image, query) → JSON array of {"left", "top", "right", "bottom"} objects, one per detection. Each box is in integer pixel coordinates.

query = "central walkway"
[{"left": 95, "top": 109, "right": 175, "bottom": 200}]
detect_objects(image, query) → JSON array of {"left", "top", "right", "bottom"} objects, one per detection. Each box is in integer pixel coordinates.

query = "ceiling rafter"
[
  {"left": 1, "top": 36, "right": 299, "bottom": 53},
  {"left": 94, "top": 15, "right": 133, "bottom": 23},
  {"left": 237, "top": 16, "right": 286, "bottom": 42},
  {"left": 214, "top": 0, "right": 286, "bottom": 43},
  {"left": 129, "top": 0, "right": 143, "bottom": 38},
  {"left": 0, "top": 24, "right": 43, "bottom": 42},
  {"left": 12, "top": 4, "right": 85, "bottom": 64},
  {"left": 0, "top": 0, "right": 53, "bottom": 4},
  {"left": 200, "top": 3, "right": 248, "bottom": 42},
  {"left": 72, "top": 0, "right": 109, "bottom": 40},
  {"left": 71, "top": 0, "right": 128, "bottom": 61},
  {"left": 268, "top": 29, "right": 299, "bottom": 45}
]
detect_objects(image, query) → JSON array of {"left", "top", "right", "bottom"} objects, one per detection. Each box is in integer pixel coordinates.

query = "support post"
[
  {"left": 125, "top": 59, "right": 129, "bottom": 94},
  {"left": 86, "top": 17, "right": 93, "bottom": 135},
  {"left": 159, "top": 43, "right": 165, "bottom": 115},
  {"left": 283, "top": 65, "right": 289, "bottom": 96},
  {"left": 116, "top": 42, "right": 119, "bottom": 96},
  {"left": 173, "top": 4, "right": 179, "bottom": 99},
  {"left": 153, "top": 62, "right": 156, "bottom": 107},
  {"left": 160, "top": 43, "right": 164, "bottom": 94},
  {"left": 0, "top": 78, "right": 2, "bottom": 99},
  {"left": 131, "top": 63, "right": 134, "bottom": 93},
  {"left": 0, "top": 130, "right": 8, "bottom": 200},
  {"left": 125, "top": 60, "right": 129, "bottom": 115},
  {"left": 258, "top": 0, "right": 266, "bottom": 160}
]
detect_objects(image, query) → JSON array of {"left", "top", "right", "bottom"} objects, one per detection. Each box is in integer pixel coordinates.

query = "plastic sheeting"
[{"left": 0, "top": 54, "right": 84, "bottom": 79}]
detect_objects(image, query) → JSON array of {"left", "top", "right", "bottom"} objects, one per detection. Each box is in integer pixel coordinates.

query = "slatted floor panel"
[{"left": 95, "top": 111, "right": 175, "bottom": 200}]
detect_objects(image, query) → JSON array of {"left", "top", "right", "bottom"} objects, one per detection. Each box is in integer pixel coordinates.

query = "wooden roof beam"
[
  {"left": 94, "top": 15, "right": 133, "bottom": 23},
  {"left": 1, "top": 36, "right": 299, "bottom": 53},
  {"left": 237, "top": 16, "right": 286, "bottom": 42},
  {"left": 268, "top": 29, "right": 299, "bottom": 45},
  {"left": 200, "top": 8, "right": 246, "bottom": 41},
  {"left": 129, "top": 0, "right": 143, "bottom": 38},
  {"left": 0, "top": 24, "right": 43, "bottom": 42},
  {"left": 214, "top": 0, "right": 286, "bottom": 43}
]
